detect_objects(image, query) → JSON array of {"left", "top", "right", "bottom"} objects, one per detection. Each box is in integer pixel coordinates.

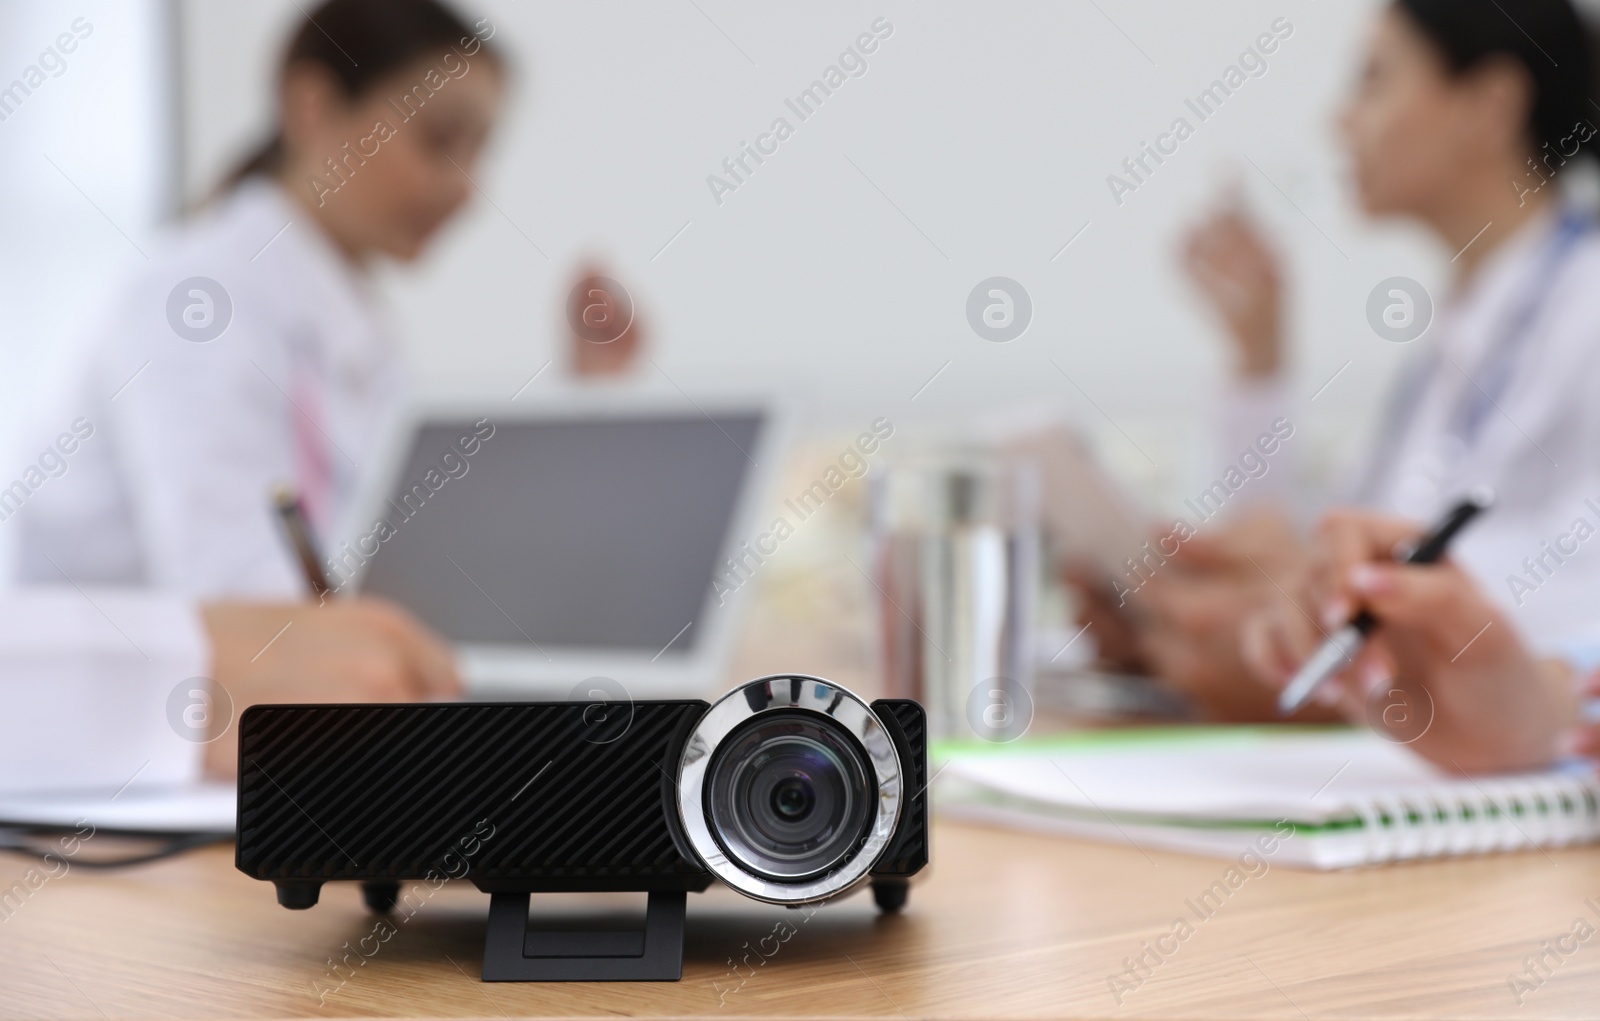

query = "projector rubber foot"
[
  {"left": 274, "top": 881, "right": 322, "bottom": 910},
  {"left": 362, "top": 881, "right": 400, "bottom": 914},
  {"left": 481, "top": 890, "right": 686, "bottom": 981},
  {"left": 871, "top": 877, "right": 909, "bottom": 914}
]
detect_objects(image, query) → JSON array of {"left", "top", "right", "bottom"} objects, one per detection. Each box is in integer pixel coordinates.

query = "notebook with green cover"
[{"left": 936, "top": 726, "right": 1600, "bottom": 869}]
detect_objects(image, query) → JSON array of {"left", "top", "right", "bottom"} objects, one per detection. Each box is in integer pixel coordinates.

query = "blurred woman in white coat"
[
  {"left": 10, "top": 0, "right": 508, "bottom": 597},
  {"left": 1084, "top": 0, "right": 1600, "bottom": 718}
]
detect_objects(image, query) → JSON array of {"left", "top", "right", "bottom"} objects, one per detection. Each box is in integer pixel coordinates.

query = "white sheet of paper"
[
  {"left": 943, "top": 728, "right": 1449, "bottom": 824},
  {"left": 0, "top": 783, "right": 235, "bottom": 833}
]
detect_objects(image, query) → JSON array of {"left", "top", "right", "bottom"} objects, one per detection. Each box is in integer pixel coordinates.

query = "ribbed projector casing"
[{"left": 235, "top": 698, "right": 928, "bottom": 898}]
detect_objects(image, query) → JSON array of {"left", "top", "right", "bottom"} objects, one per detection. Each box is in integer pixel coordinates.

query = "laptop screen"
[{"left": 354, "top": 411, "right": 765, "bottom": 655}]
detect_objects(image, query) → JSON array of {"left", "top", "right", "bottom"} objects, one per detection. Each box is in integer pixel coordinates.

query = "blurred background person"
[
  {"left": 12, "top": 0, "right": 501, "bottom": 597},
  {"left": 8, "top": 0, "right": 641, "bottom": 600},
  {"left": 0, "top": 2, "right": 517, "bottom": 792},
  {"left": 1081, "top": 0, "right": 1600, "bottom": 719}
]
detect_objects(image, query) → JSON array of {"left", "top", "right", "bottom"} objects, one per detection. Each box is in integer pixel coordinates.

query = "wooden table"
[{"left": 4, "top": 817, "right": 1599, "bottom": 1020}]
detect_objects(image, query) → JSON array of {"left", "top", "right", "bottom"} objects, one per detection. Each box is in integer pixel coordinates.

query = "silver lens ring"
[{"left": 677, "top": 674, "right": 903, "bottom": 904}]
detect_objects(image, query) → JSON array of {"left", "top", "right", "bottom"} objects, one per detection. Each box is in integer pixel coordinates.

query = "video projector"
[{"left": 235, "top": 674, "right": 928, "bottom": 981}]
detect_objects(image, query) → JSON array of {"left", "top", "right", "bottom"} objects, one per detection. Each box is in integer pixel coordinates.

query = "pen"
[
  {"left": 1277, "top": 491, "right": 1492, "bottom": 716},
  {"left": 272, "top": 487, "right": 333, "bottom": 599}
]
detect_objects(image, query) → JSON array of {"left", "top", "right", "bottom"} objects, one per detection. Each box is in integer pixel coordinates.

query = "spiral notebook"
[{"left": 937, "top": 726, "right": 1600, "bottom": 869}]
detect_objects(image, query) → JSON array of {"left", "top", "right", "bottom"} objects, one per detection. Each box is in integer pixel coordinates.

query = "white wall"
[
  {"left": 0, "top": 0, "right": 175, "bottom": 578},
  {"left": 177, "top": 0, "right": 1443, "bottom": 506},
  {"left": 0, "top": 0, "right": 175, "bottom": 426}
]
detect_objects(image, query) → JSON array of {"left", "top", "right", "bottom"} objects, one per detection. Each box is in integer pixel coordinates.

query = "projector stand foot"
[
  {"left": 362, "top": 881, "right": 400, "bottom": 914},
  {"left": 481, "top": 891, "right": 686, "bottom": 982},
  {"left": 871, "top": 877, "right": 909, "bottom": 914}
]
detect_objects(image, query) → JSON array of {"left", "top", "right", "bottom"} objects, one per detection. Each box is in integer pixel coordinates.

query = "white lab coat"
[
  {"left": 1221, "top": 203, "right": 1600, "bottom": 652},
  {"left": 0, "top": 590, "right": 205, "bottom": 794},
  {"left": 9, "top": 179, "right": 405, "bottom": 598}
]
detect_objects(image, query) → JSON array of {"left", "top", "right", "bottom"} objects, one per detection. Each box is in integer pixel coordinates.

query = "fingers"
[
  {"left": 358, "top": 599, "right": 463, "bottom": 698},
  {"left": 1138, "top": 573, "right": 1222, "bottom": 632},
  {"left": 1183, "top": 210, "right": 1277, "bottom": 290},
  {"left": 1153, "top": 510, "right": 1298, "bottom": 574},
  {"left": 1312, "top": 509, "right": 1426, "bottom": 625},
  {"left": 1180, "top": 203, "right": 1284, "bottom": 378},
  {"left": 1239, "top": 606, "right": 1316, "bottom": 690},
  {"left": 1567, "top": 729, "right": 1600, "bottom": 760},
  {"left": 1338, "top": 650, "right": 1387, "bottom": 720},
  {"left": 1239, "top": 586, "right": 1388, "bottom": 726},
  {"left": 204, "top": 598, "right": 464, "bottom": 712},
  {"left": 1063, "top": 565, "right": 1149, "bottom": 670},
  {"left": 1342, "top": 561, "right": 1499, "bottom": 658},
  {"left": 1062, "top": 561, "right": 1111, "bottom": 592},
  {"left": 567, "top": 260, "right": 644, "bottom": 377},
  {"left": 1315, "top": 509, "right": 1423, "bottom": 565},
  {"left": 1238, "top": 600, "right": 1361, "bottom": 711},
  {"left": 1240, "top": 611, "right": 1294, "bottom": 689},
  {"left": 1156, "top": 529, "right": 1235, "bottom": 571},
  {"left": 1566, "top": 675, "right": 1600, "bottom": 759}
]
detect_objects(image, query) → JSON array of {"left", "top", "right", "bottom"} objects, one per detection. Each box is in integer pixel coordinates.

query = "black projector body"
[{"left": 236, "top": 674, "right": 927, "bottom": 981}]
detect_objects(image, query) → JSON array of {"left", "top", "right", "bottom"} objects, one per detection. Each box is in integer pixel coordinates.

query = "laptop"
[{"left": 338, "top": 391, "right": 786, "bottom": 697}]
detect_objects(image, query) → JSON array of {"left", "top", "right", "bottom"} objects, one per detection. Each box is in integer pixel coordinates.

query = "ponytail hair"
[
  {"left": 224, "top": 137, "right": 288, "bottom": 190},
  {"left": 216, "top": 0, "right": 500, "bottom": 195},
  {"left": 1393, "top": 0, "right": 1598, "bottom": 161}
]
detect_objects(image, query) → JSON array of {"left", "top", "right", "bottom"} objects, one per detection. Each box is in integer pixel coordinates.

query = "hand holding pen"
[
  {"left": 1240, "top": 500, "right": 1576, "bottom": 774},
  {"left": 1276, "top": 494, "right": 1490, "bottom": 716}
]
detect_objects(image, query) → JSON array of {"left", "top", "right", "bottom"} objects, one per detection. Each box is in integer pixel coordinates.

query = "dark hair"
[
  {"left": 1394, "top": 0, "right": 1597, "bottom": 159},
  {"left": 219, "top": 0, "right": 500, "bottom": 191}
]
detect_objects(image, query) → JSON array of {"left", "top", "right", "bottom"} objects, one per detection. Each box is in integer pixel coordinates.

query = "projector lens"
[
  {"left": 677, "top": 674, "right": 904, "bottom": 904},
  {"left": 706, "top": 713, "right": 875, "bottom": 881},
  {"left": 772, "top": 777, "right": 813, "bottom": 820}
]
